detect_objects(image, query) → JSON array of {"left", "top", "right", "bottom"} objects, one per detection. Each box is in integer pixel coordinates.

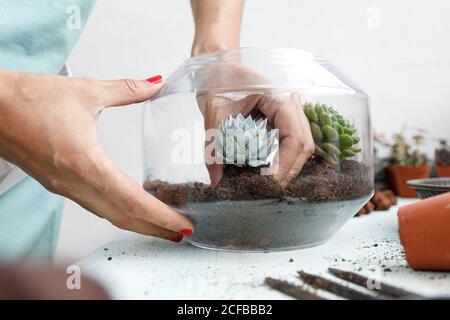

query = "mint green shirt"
[
  {"left": 0, "top": 0, "right": 96, "bottom": 261},
  {"left": 0, "top": 0, "right": 96, "bottom": 73}
]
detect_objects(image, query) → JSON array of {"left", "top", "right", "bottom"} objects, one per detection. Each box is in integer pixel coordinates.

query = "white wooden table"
[{"left": 78, "top": 199, "right": 450, "bottom": 299}]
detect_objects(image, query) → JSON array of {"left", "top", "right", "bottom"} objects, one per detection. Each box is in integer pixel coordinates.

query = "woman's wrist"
[
  {"left": 191, "top": 27, "right": 240, "bottom": 56},
  {"left": 191, "top": 41, "right": 237, "bottom": 56},
  {"left": 190, "top": 0, "right": 243, "bottom": 56}
]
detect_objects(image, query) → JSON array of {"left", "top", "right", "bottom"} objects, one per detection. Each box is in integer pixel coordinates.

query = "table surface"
[{"left": 78, "top": 198, "right": 450, "bottom": 299}]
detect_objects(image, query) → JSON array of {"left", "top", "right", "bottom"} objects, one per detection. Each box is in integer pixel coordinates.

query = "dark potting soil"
[{"left": 144, "top": 156, "right": 372, "bottom": 207}]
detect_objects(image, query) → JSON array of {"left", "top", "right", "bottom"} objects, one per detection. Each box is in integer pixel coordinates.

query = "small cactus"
[
  {"left": 304, "top": 102, "right": 361, "bottom": 165},
  {"left": 411, "top": 134, "right": 426, "bottom": 166},
  {"left": 391, "top": 133, "right": 410, "bottom": 166},
  {"left": 389, "top": 132, "right": 427, "bottom": 166}
]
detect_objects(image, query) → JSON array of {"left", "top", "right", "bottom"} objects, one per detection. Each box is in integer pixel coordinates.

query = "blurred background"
[{"left": 57, "top": 0, "right": 450, "bottom": 262}]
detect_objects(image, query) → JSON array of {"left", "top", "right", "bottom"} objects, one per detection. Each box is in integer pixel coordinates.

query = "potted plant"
[
  {"left": 386, "top": 133, "right": 431, "bottom": 197},
  {"left": 435, "top": 139, "right": 450, "bottom": 177}
]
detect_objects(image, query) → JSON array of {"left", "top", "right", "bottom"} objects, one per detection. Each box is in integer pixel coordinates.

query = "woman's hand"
[
  {"left": 198, "top": 89, "right": 315, "bottom": 188},
  {"left": 0, "top": 69, "right": 193, "bottom": 242},
  {"left": 194, "top": 62, "right": 314, "bottom": 188}
]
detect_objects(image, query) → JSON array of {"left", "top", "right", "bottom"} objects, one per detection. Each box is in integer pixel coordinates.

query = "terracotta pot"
[
  {"left": 386, "top": 164, "right": 431, "bottom": 198},
  {"left": 398, "top": 192, "right": 450, "bottom": 270},
  {"left": 436, "top": 165, "right": 450, "bottom": 177}
]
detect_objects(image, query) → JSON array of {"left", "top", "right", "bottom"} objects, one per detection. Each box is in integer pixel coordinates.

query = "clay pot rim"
[
  {"left": 407, "top": 177, "right": 450, "bottom": 192},
  {"left": 387, "top": 164, "right": 430, "bottom": 169}
]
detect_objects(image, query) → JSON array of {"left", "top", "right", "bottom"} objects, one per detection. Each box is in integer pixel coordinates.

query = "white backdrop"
[{"left": 56, "top": 0, "right": 450, "bottom": 262}]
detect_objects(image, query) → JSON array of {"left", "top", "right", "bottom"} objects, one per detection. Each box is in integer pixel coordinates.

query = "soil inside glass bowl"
[
  {"left": 145, "top": 157, "right": 372, "bottom": 203},
  {"left": 144, "top": 156, "right": 373, "bottom": 251}
]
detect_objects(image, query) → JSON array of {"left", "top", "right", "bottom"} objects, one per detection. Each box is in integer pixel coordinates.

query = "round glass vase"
[{"left": 143, "top": 48, "right": 374, "bottom": 252}]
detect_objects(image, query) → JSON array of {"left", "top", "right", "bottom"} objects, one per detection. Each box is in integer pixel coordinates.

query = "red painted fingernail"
[
  {"left": 170, "top": 235, "right": 183, "bottom": 243},
  {"left": 179, "top": 229, "right": 193, "bottom": 236},
  {"left": 146, "top": 75, "right": 162, "bottom": 83}
]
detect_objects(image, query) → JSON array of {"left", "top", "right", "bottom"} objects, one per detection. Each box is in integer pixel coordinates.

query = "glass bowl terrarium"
[{"left": 143, "top": 48, "right": 374, "bottom": 252}]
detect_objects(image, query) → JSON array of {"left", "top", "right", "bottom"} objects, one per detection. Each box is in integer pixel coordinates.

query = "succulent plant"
[
  {"left": 391, "top": 133, "right": 410, "bottom": 166},
  {"left": 215, "top": 114, "right": 279, "bottom": 167},
  {"left": 389, "top": 133, "right": 427, "bottom": 166},
  {"left": 411, "top": 134, "right": 427, "bottom": 166},
  {"left": 304, "top": 102, "right": 361, "bottom": 165}
]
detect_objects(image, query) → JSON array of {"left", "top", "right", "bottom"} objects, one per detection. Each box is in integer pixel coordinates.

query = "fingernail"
[
  {"left": 179, "top": 229, "right": 193, "bottom": 236},
  {"left": 146, "top": 75, "right": 163, "bottom": 83},
  {"left": 170, "top": 234, "right": 183, "bottom": 243},
  {"left": 210, "top": 180, "right": 219, "bottom": 188}
]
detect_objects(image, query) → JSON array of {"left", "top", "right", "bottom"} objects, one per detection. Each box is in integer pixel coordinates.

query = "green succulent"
[{"left": 304, "top": 102, "right": 361, "bottom": 165}]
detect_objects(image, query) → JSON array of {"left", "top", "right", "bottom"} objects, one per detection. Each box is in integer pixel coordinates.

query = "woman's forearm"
[{"left": 190, "top": 0, "right": 244, "bottom": 56}]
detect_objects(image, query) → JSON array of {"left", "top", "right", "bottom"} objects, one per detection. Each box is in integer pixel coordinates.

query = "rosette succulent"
[
  {"left": 304, "top": 102, "right": 361, "bottom": 165},
  {"left": 215, "top": 114, "right": 279, "bottom": 167}
]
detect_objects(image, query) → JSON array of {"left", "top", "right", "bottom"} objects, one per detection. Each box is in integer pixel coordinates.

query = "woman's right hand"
[
  {"left": 195, "top": 62, "right": 315, "bottom": 188},
  {"left": 0, "top": 68, "right": 193, "bottom": 242}
]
